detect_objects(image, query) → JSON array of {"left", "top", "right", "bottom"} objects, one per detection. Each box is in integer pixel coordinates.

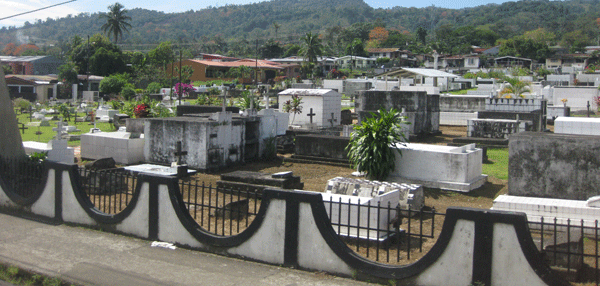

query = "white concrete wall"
[
  {"left": 81, "top": 132, "right": 145, "bottom": 165},
  {"left": 577, "top": 74, "right": 600, "bottom": 86},
  {"left": 416, "top": 219, "right": 474, "bottom": 285},
  {"left": 554, "top": 117, "right": 600, "bottom": 135},
  {"left": 552, "top": 86, "right": 600, "bottom": 111},
  {"left": 323, "top": 80, "right": 344, "bottom": 93},
  {"left": 279, "top": 94, "right": 341, "bottom": 127},
  {"left": 388, "top": 143, "right": 486, "bottom": 192},
  {"left": 440, "top": 112, "right": 478, "bottom": 126}
]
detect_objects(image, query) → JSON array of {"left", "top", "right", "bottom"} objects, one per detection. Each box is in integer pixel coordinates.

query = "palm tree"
[
  {"left": 226, "top": 65, "right": 253, "bottom": 85},
  {"left": 272, "top": 22, "right": 281, "bottom": 39},
  {"left": 99, "top": 3, "right": 132, "bottom": 44},
  {"left": 499, "top": 77, "right": 531, "bottom": 98},
  {"left": 299, "top": 32, "right": 323, "bottom": 66}
]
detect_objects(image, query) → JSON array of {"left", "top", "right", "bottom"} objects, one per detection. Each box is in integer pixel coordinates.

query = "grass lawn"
[
  {"left": 15, "top": 111, "right": 116, "bottom": 147},
  {"left": 483, "top": 148, "right": 509, "bottom": 180}
]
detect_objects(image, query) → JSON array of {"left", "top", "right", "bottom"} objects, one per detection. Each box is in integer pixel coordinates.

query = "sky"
[{"left": 0, "top": 0, "right": 515, "bottom": 28}]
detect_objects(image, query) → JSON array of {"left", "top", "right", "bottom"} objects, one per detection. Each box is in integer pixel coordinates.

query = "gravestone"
[
  {"left": 217, "top": 170, "right": 304, "bottom": 197},
  {"left": 321, "top": 190, "right": 403, "bottom": 242},
  {"left": 325, "top": 177, "right": 424, "bottom": 212},
  {"left": 46, "top": 124, "right": 75, "bottom": 164},
  {"left": 0, "top": 67, "right": 26, "bottom": 159}
]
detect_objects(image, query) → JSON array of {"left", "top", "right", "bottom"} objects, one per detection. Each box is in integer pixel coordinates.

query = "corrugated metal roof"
[
  {"left": 0, "top": 56, "right": 52, "bottom": 62},
  {"left": 377, "top": 68, "right": 458, "bottom": 78}
]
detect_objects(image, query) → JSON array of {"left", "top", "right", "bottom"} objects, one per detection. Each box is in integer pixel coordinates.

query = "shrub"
[
  {"left": 346, "top": 108, "right": 408, "bottom": 181},
  {"left": 13, "top": 97, "right": 31, "bottom": 111},
  {"left": 121, "top": 86, "right": 136, "bottom": 100},
  {"left": 146, "top": 82, "right": 162, "bottom": 94}
]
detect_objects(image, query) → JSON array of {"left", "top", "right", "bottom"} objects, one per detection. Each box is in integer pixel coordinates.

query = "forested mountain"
[{"left": 1, "top": 0, "right": 599, "bottom": 56}]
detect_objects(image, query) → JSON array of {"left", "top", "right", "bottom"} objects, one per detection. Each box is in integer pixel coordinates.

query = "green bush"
[
  {"left": 146, "top": 82, "right": 162, "bottom": 94},
  {"left": 13, "top": 97, "right": 32, "bottom": 110},
  {"left": 346, "top": 108, "right": 409, "bottom": 180},
  {"left": 121, "top": 86, "right": 136, "bottom": 100}
]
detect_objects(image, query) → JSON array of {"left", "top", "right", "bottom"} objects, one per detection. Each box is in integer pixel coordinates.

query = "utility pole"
[
  {"left": 86, "top": 35, "right": 90, "bottom": 92},
  {"left": 178, "top": 49, "right": 182, "bottom": 105}
]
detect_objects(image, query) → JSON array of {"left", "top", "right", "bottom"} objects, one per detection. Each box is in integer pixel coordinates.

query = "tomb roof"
[{"left": 278, "top": 88, "right": 340, "bottom": 97}]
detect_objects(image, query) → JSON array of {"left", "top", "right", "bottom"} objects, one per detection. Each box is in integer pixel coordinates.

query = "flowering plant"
[
  {"left": 174, "top": 83, "right": 194, "bottom": 97},
  {"left": 134, "top": 103, "right": 150, "bottom": 118}
]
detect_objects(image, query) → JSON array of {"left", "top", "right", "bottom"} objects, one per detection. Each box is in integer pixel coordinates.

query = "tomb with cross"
[
  {"left": 17, "top": 119, "right": 28, "bottom": 134},
  {"left": 278, "top": 88, "right": 342, "bottom": 128},
  {"left": 327, "top": 112, "right": 337, "bottom": 127},
  {"left": 173, "top": 141, "right": 190, "bottom": 178}
]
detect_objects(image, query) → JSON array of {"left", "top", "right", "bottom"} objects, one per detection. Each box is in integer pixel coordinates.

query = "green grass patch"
[
  {"left": 0, "top": 263, "right": 73, "bottom": 286},
  {"left": 448, "top": 88, "right": 477, "bottom": 95},
  {"left": 482, "top": 148, "right": 509, "bottom": 180},
  {"left": 15, "top": 112, "right": 116, "bottom": 146}
]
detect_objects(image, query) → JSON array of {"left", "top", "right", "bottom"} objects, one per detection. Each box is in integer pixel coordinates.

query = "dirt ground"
[{"left": 183, "top": 125, "right": 507, "bottom": 213}]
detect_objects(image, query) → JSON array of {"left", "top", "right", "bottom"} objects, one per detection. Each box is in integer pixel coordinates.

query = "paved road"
[{"left": 0, "top": 213, "right": 375, "bottom": 286}]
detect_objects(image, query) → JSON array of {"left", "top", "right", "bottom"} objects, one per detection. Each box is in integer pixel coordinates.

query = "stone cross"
[
  {"left": 35, "top": 126, "right": 43, "bottom": 141},
  {"left": 220, "top": 89, "right": 228, "bottom": 112},
  {"left": 28, "top": 106, "right": 34, "bottom": 122},
  {"left": 17, "top": 120, "right": 28, "bottom": 134},
  {"left": 307, "top": 108, "right": 316, "bottom": 124},
  {"left": 587, "top": 101, "right": 591, "bottom": 117},
  {"left": 53, "top": 121, "right": 64, "bottom": 140},
  {"left": 174, "top": 141, "right": 188, "bottom": 165},
  {"left": 328, "top": 112, "right": 337, "bottom": 127}
]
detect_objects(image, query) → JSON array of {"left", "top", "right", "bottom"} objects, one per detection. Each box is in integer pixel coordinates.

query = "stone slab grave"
[
  {"left": 554, "top": 117, "right": 600, "bottom": 136},
  {"left": 321, "top": 177, "right": 424, "bottom": 242},
  {"left": 467, "top": 118, "right": 531, "bottom": 139},
  {"left": 22, "top": 123, "right": 74, "bottom": 164},
  {"left": 491, "top": 194, "right": 598, "bottom": 270},
  {"left": 325, "top": 177, "right": 424, "bottom": 211},
  {"left": 123, "top": 163, "right": 196, "bottom": 177},
  {"left": 80, "top": 129, "right": 145, "bottom": 165},
  {"left": 387, "top": 143, "right": 487, "bottom": 192},
  {"left": 493, "top": 195, "right": 600, "bottom": 233},
  {"left": 216, "top": 170, "right": 304, "bottom": 197}
]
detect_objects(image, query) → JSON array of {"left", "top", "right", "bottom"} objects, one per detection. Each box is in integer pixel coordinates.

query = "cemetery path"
[{"left": 0, "top": 213, "right": 376, "bottom": 286}]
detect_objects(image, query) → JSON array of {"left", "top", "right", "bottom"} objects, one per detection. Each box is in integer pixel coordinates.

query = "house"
[
  {"left": 0, "top": 56, "right": 64, "bottom": 75},
  {"left": 494, "top": 56, "right": 533, "bottom": 69},
  {"left": 267, "top": 56, "right": 336, "bottom": 76},
  {"left": 166, "top": 59, "right": 284, "bottom": 84},
  {"left": 333, "top": 56, "right": 377, "bottom": 70},
  {"left": 5, "top": 75, "right": 58, "bottom": 102},
  {"left": 546, "top": 54, "right": 592, "bottom": 73},
  {"left": 194, "top": 53, "right": 239, "bottom": 62},
  {"left": 422, "top": 54, "right": 481, "bottom": 72}
]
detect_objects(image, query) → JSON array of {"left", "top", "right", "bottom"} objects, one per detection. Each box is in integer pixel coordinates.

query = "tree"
[
  {"left": 99, "top": 2, "right": 132, "bottom": 44},
  {"left": 147, "top": 41, "right": 173, "bottom": 68},
  {"left": 282, "top": 95, "right": 303, "bottom": 124},
  {"left": 346, "top": 108, "right": 408, "bottom": 181},
  {"left": 368, "top": 27, "right": 389, "bottom": 48},
  {"left": 416, "top": 27, "right": 427, "bottom": 45},
  {"left": 69, "top": 34, "right": 126, "bottom": 76},
  {"left": 299, "top": 32, "right": 323, "bottom": 66},
  {"left": 272, "top": 22, "right": 281, "bottom": 39},
  {"left": 226, "top": 65, "right": 252, "bottom": 85},
  {"left": 99, "top": 73, "right": 130, "bottom": 96},
  {"left": 499, "top": 77, "right": 531, "bottom": 98},
  {"left": 2, "top": 43, "right": 17, "bottom": 55}
]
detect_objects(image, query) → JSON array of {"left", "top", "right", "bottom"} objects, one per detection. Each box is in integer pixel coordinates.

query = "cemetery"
[{"left": 3, "top": 71, "right": 600, "bottom": 285}]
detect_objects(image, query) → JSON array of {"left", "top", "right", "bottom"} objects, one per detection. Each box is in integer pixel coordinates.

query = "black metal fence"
[
  {"left": 0, "top": 156, "right": 45, "bottom": 200},
  {"left": 77, "top": 167, "right": 138, "bottom": 214},
  {"left": 178, "top": 180, "right": 261, "bottom": 236},
  {"left": 529, "top": 218, "right": 600, "bottom": 285},
  {"left": 323, "top": 197, "right": 443, "bottom": 265}
]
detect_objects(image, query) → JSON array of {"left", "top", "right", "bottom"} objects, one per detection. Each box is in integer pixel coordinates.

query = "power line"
[{"left": 0, "top": 0, "right": 77, "bottom": 21}]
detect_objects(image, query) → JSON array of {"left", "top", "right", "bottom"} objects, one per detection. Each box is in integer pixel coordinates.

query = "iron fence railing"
[
  {"left": 529, "top": 218, "right": 600, "bottom": 285},
  {"left": 77, "top": 167, "right": 138, "bottom": 214},
  {"left": 0, "top": 156, "right": 45, "bottom": 200},
  {"left": 323, "top": 197, "right": 444, "bottom": 265},
  {"left": 178, "top": 180, "right": 261, "bottom": 236}
]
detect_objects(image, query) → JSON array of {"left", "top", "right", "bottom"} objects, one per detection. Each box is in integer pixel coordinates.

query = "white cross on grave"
[{"left": 52, "top": 121, "right": 64, "bottom": 140}]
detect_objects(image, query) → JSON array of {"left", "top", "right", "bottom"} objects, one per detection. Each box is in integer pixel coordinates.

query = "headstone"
[
  {"left": 325, "top": 177, "right": 424, "bottom": 212},
  {"left": 39, "top": 119, "right": 50, "bottom": 126},
  {"left": 321, "top": 190, "right": 403, "bottom": 242},
  {"left": 47, "top": 139, "right": 75, "bottom": 164},
  {"left": 0, "top": 66, "right": 26, "bottom": 159}
]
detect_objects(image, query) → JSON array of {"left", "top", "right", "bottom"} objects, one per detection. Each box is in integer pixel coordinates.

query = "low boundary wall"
[{"left": 0, "top": 161, "right": 567, "bottom": 286}]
